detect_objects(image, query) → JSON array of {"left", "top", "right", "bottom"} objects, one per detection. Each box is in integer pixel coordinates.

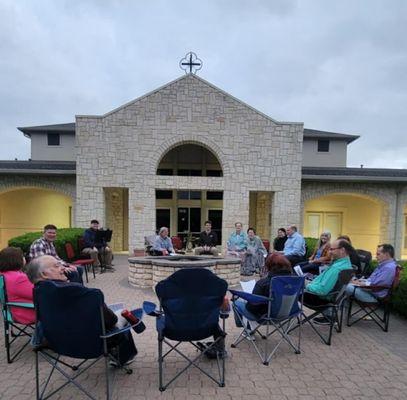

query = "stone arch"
[{"left": 152, "top": 135, "right": 230, "bottom": 176}]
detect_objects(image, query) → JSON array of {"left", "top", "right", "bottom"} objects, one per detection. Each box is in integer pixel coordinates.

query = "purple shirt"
[{"left": 367, "top": 259, "right": 397, "bottom": 298}]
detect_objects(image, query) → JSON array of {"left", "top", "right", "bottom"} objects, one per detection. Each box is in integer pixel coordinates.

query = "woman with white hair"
[
  {"left": 300, "top": 231, "right": 331, "bottom": 275},
  {"left": 152, "top": 227, "right": 175, "bottom": 256}
]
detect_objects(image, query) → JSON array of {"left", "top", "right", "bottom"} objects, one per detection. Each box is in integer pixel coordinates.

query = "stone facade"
[
  {"left": 0, "top": 175, "right": 75, "bottom": 198},
  {"left": 75, "top": 74, "right": 303, "bottom": 252}
]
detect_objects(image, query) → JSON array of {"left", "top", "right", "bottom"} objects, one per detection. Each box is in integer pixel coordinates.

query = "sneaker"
[{"left": 312, "top": 316, "right": 332, "bottom": 325}]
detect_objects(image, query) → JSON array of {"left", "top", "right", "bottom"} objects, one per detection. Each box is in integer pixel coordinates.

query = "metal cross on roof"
[{"left": 179, "top": 52, "right": 203, "bottom": 74}]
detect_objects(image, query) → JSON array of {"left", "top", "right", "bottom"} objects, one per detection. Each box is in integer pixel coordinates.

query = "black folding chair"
[
  {"left": 347, "top": 265, "right": 402, "bottom": 332},
  {"left": 355, "top": 249, "right": 372, "bottom": 278},
  {"left": 294, "top": 269, "right": 354, "bottom": 345},
  {"left": 33, "top": 280, "right": 139, "bottom": 400},
  {"left": 0, "top": 275, "right": 35, "bottom": 363},
  {"left": 151, "top": 268, "right": 228, "bottom": 391}
]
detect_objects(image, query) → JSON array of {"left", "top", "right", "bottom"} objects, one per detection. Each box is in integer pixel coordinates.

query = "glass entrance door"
[
  {"left": 208, "top": 209, "right": 222, "bottom": 244},
  {"left": 177, "top": 207, "right": 201, "bottom": 245}
]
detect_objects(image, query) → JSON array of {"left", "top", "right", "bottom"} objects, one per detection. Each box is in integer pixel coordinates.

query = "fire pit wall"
[{"left": 128, "top": 256, "right": 241, "bottom": 288}]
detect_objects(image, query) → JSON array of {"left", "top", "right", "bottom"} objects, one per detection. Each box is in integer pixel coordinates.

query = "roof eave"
[{"left": 301, "top": 174, "right": 407, "bottom": 182}]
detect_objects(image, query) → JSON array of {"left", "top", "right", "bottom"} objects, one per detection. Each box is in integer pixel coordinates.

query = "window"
[
  {"left": 156, "top": 209, "right": 170, "bottom": 232},
  {"left": 155, "top": 190, "right": 173, "bottom": 199},
  {"left": 317, "top": 139, "right": 330, "bottom": 152},
  {"left": 47, "top": 133, "right": 60, "bottom": 146},
  {"left": 206, "top": 170, "right": 223, "bottom": 177},
  {"left": 177, "top": 190, "right": 201, "bottom": 200},
  {"left": 157, "top": 168, "right": 173, "bottom": 176},
  {"left": 206, "top": 191, "right": 223, "bottom": 200},
  {"left": 177, "top": 169, "right": 202, "bottom": 176}
]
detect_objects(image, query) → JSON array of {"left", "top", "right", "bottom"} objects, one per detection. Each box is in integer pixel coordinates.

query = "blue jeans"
[{"left": 345, "top": 284, "right": 378, "bottom": 303}]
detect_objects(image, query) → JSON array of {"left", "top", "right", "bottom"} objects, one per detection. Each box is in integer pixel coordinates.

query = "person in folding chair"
[
  {"left": 26, "top": 255, "right": 138, "bottom": 400},
  {"left": 230, "top": 253, "right": 305, "bottom": 365},
  {"left": 303, "top": 239, "right": 354, "bottom": 325},
  {"left": 346, "top": 243, "right": 398, "bottom": 331},
  {"left": 0, "top": 247, "right": 35, "bottom": 363},
  {"left": 153, "top": 268, "right": 228, "bottom": 391}
]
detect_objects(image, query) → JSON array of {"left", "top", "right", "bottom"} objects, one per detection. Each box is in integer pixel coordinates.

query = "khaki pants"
[
  {"left": 194, "top": 246, "right": 219, "bottom": 256},
  {"left": 82, "top": 247, "right": 113, "bottom": 267}
]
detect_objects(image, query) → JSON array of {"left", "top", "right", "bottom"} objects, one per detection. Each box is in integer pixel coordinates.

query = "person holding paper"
[
  {"left": 83, "top": 219, "right": 113, "bottom": 269},
  {"left": 233, "top": 254, "right": 293, "bottom": 321}
]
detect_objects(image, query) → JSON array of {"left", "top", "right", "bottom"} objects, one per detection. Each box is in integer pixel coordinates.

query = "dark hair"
[
  {"left": 278, "top": 228, "right": 286, "bottom": 234},
  {"left": 378, "top": 243, "right": 395, "bottom": 258},
  {"left": 247, "top": 227, "right": 256, "bottom": 234},
  {"left": 337, "top": 239, "right": 355, "bottom": 255},
  {"left": 0, "top": 247, "right": 25, "bottom": 272},
  {"left": 204, "top": 220, "right": 212, "bottom": 225},
  {"left": 265, "top": 253, "right": 292, "bottom": 274},
  {"left": 91, "top": 219, "right": 99, "bottom": 224},
  {"left": 337, "top": 235, "right": 351, "bottom": 245},
  {"left": 43, "top": 224, "right": 57, "bottom": 231}
]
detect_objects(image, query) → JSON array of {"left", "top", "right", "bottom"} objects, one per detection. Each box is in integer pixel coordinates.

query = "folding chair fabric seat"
[
  {"left": 34, "top": 280, "right": 137, "bottom": 400},
  {"left": 0, "top": 275, "right": 34, "bottom": 363},
  {"left": 154, "top": 268, "right": 228, "bottom": 391},
  {"left": 300, "top": 268, "right": 354, "bottom": 345},
  {"left": 230, "top": 275, "right": 305, "bottom": 365},
  {"left": 64, "top": 241, "right": 95, "bottom": 283}
]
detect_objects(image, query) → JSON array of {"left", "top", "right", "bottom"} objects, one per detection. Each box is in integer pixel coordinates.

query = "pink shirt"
[{"left": 2, "top": 270, "right": 35, "bottom": 324}]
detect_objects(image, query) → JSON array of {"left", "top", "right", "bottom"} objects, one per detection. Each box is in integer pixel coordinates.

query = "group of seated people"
[{"left": 233, "top": 239, "right": 398, "bottom": 325}]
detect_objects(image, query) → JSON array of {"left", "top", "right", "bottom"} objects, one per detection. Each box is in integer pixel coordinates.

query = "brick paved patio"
[{"left": 1, "top": 255, "right": 407, "bottom": 400}]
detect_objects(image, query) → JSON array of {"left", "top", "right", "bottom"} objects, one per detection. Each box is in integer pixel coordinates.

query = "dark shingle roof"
[
  {"left": 303, "top": 129, "right": 359, "bottom": 143},
  {"left": 18, "top": 123, "right": 75, "bottom": 137},
  {"left": 302, "top": 167, "right": 407, "bottom": 182},
  {"left": 0, "top": 160, "right": 75, "bottom": 175}
]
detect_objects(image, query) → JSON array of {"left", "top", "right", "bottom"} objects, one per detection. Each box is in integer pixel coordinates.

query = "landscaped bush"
[
  {"left": 304, "top": 237, "right": 318, "bottom": 259},
  {"left": 8, "top": 228, "right": 85, "bottom": 260},
  {"left": 390, "top": 260, "right": 407, "bottom": 317}
]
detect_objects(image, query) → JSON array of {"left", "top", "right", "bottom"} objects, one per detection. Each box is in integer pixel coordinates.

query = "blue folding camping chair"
[
  {"left": 33, "top": 280, "right": 139, "bottom": 400},
  {"left": 230, "top": 275, "right": 305, "bottom": 365},
  {"left": 0, "top": 275, "right": 35, "bottom": 363},
  {"left": 152, "top": 268, "right": 228, "bottom": 391}
]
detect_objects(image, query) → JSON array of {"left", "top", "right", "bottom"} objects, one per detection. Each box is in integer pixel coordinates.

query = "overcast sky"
[{"left": 1, "top": 0, "right": 406, "bottom": 168}]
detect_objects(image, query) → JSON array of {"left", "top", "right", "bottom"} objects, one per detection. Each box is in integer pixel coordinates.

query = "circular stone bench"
[{"left": 128, "top": 255, "right": 241, "bottom": 288}]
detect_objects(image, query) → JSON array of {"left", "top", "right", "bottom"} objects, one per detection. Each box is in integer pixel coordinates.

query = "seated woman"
[
  {"left": 241, "top": 228, "right": 267, "bottom": 276},
  {"left": 226, "top": 222, "right": 248, "bottom": 260},
  {"left": 300, "top": 231, "right": 331, "bottom": 275},
  {"left": 272, "top": 228, "right": 288, "bottom": 252},
  {"left": 26, "top": 255, "right": 137, "bottom": 366},
  {"left": 233, "top": 253, "right": 293, "bottom": 322},
  {"left": 0, "top": 247, "right": 35, "bottom": 325}
]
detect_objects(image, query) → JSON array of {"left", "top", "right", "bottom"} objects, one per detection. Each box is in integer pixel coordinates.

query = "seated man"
[
  {"left": 280, "top": 225, "right": 306, "bottom": 267},
  {"left": 82, "top": 219, "right": 113, "bottom": 270},
  {"left": 152, "top": 227, "right": 174, "bottom": 256},
  {"left": 304, "top": 239, "right": 354, "bottom": 324},
  {"left": 29, "top": 224, "right": 83, "bottom": 284},
  {"left": 346, "top": 244, "right": 397, "bottom": 302},
  {"left": 26, "top": 255, "right": 137, "bottom": 365},
  {"left": 194, "top": 220, "right": 219, "bottom": 256}
]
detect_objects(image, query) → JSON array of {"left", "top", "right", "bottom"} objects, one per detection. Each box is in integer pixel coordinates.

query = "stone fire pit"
[{"left": 128, "top": 255, "right": 241, "bottom": 288}]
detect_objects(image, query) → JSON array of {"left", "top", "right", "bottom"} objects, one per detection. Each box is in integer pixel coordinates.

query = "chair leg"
[
  {"left": 35, "top": 350, "right": 40, "bottom": 400},
  {"left": 83, "top": 264, "right": 89, "bottom": 283},
  {"left": 158, "top": 337, "right": 164, "bottom": 391},
  {"left": 5, "top": 322, "right": 11, "bottom": 364},
  {"left": 104, "top": 355, "right": 110, "bottom": 400},
  {"left": 346, "top": 298, "right": 353, "bottom": 326}
]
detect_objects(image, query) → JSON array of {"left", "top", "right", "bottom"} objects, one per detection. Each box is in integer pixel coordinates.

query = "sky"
[{"left": 1, "top": 0, "right": 406, "bottom": 168}]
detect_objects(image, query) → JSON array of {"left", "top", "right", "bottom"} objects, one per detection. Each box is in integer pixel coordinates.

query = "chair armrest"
[
  {"left": 6, "top": 301, "right": 34, "bottom": 309},
  {"left": 229, "top": 289, "right": 269, "bottom": 304},
  {"left": 353, "top": 285, "right": 390, "bottom": 292},
  {"left": 100, "top": 323, "right": 135, "bottom": 339}
]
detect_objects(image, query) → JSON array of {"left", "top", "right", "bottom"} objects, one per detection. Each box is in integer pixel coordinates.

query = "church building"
[{"left": 1, "top": 73, "right": 407, "bottom": 258}]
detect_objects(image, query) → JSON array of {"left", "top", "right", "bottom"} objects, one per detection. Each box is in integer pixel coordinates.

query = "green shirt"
[{"left": 306, "top": 256, "right": 352, "bottom": 297}]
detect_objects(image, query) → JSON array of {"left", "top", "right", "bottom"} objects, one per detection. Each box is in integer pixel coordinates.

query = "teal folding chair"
[{"left": 0, "top": 275, "right": 35, "bottom": 363}]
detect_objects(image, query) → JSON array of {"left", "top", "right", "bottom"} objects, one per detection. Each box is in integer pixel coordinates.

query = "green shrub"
[
  {"left": 304, "top": 237, "right": 318, "bottom": 259},
  {"left": 391, "top": 260, "right": 407, "bottom": 317},
  {"left": 8, "top": 228, "right": 85, "bottom": 260}
]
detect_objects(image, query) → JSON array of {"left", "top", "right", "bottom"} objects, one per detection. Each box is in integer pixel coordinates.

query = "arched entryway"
[
  {"left": 303, "top": 193, "right": 384, "bottom": 255},
  {"left": 155, "top": 143, "right": 224, "bottom": 245},
  {"left": 0, "top": 187, "right": 73, "bottom": 249}
]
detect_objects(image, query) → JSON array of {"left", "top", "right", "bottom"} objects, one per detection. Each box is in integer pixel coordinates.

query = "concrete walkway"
[{"left": 1, "top": 255, "right": 406, "bottom": 399}]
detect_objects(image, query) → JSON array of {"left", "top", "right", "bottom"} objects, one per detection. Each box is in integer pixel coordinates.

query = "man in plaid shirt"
[{"left": 29, "top": 224, "right": 83, "bottom": 284}]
